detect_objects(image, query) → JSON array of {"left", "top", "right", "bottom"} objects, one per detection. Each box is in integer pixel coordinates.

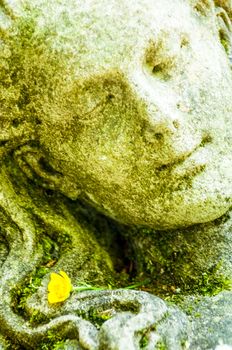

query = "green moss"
[
  {"left": 29, "top": 310, "right": 50, "bottom": 327},
  {"left": 174, "top": 260, "right": 232, "bottom": 297},
  {"left": 52, "top": 341, "right": 68, "bottom": 350},
  {"left": 11, "top": 234, "right": 59, "bottom": 322},
  {"left": 139, "top": 332, "right": 149, "bottom": 348},
  {"left": 88, "top": 308, "right": 113, "bottom": 328},
  {"left": 40, "top": 235, "right": 59, "bottom": 266},
  {"left": 11, "top": 266, "right": 49, "bottom": 316},
  {"left": 128, "top": 223, "right": 232, "bottom": 300},
  {"left": 219, "top": 30, "right": 230, "bottom": 55},
  {"left": 0, "top": 5, "right": 68, "bottom": 136},
  {"left": 56, "top": 232, "right": 72, "bottom": 246},
  {"left": 39, "top": 331, "right": 64, "bottom": 350},
  {"left": 193, "top": 271, "right": 232, "bottom": 297},
  {"left": 156, "top": 342, "right": 167, "bottom": 350}
]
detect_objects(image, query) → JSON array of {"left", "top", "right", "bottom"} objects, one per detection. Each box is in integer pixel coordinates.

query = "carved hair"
[
  {"left": 0, "top": 3, "right": 232, "bottom": 345},
  {"left": 193, "top": 0, "right": 232, "bottom": 16},
  {"left": 215, "top": 0, "right": 232, "bottom": 19},
  {"left": 0, "top": 0, "right": 70, "bottom": 162}
]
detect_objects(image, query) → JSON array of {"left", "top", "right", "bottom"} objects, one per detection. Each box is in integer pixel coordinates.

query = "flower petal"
[{"left": 47, "top": 271, "right": 72, "bottom": 304}]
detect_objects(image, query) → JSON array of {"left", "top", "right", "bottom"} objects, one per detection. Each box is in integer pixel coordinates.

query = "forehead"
[{"left": 35, "top": 0, "right": 196, "bottom": 75}]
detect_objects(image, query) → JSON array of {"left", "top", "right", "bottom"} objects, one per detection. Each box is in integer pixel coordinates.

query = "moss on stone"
[
  {"left": 39, "top": 330, "right": 64, "bottom": 350},
  {"left": 11, "top": 266, "right": 49, "bottom": 319}
]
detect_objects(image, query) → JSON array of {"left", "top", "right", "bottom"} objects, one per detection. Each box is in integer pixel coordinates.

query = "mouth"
[
  {"left": 156, "top": 137, "right": 212, "bottom": 178},
  {"left": 171, "top": 145, "right": 211, "bottom": 178}
]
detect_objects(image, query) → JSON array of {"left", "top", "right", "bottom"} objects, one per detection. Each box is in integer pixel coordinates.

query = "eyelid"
[{"left": 76, "top": 95, "right": 110, "bottom": 125}]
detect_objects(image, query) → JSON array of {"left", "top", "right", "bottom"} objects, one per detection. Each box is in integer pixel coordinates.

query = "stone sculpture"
[{"left": 1, "top": 0, "right": 232, "bottom": 348}]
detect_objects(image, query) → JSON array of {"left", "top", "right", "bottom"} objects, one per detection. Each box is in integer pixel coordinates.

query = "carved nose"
[{"left": 130, "top": 71, "right": 202, "bottom": 166}]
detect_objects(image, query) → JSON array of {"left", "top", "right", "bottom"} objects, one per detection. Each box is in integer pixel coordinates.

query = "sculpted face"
[{"left": 38, "top": 0, "right": 232, "bottom": 229}]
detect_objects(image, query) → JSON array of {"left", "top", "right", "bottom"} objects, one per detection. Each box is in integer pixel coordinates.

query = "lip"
[{"left": 171, "top": 145, "right": 212, "bottom": 178}]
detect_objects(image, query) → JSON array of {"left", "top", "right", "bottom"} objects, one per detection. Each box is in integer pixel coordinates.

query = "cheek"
[{"left": 177, "top": 44, "right": 232, "bottom": 122}]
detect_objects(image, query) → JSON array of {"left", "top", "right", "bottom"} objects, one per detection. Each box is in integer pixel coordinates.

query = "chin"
[
  {"left": 150, "top": 189, "right": 232, "bottom": 230},
  {"left": 117, "top": 187, "right": 232, "bottom": 231}
]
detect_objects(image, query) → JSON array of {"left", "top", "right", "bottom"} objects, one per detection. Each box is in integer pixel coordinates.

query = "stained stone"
[
  {"left": 1, "top": 0, "right": 232, "bottom": 349},
  {"left": 181, "top": 291, "right": 232, "bottom": 350}
]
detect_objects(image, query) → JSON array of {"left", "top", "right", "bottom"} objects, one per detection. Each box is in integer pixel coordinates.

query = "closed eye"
[{"left": 75, "top": 94, "right": 114, "bottom": 125}]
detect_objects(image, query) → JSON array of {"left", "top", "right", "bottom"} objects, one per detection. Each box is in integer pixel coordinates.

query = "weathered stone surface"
[
  {"left": 1, "top": 0, "right": 232, "bottom": 349},
  {"left": 129, "top": 211, "right": 232, "bottom": 294},
  {"left": 181, "top": 291, "right": 232, "bottom": 350},
  {"left": 1, "top": 0, "right": 232, "bottom": 230}
]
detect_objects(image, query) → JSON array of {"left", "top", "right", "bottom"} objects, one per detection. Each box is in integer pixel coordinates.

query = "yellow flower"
[{"left": 47, "top": 271, "right": 72, "bottom": 304}]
